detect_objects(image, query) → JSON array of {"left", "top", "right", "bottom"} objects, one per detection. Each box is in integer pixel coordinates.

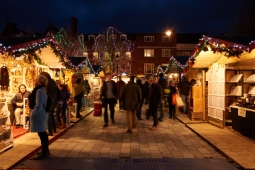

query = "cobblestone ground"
[{"left": 47, "top": 106, "right": 225, "bottom": 159}]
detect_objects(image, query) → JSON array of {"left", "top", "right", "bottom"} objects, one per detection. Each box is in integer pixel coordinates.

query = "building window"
[
  {"left": 126, "top": 52, "right": 131, "bottom": 59},
  {"left": 83, "top": 52, "right": 88, "bottom": 57},
  {"left": 93, "top": 52, "right": 98, "bottom": 59},
  {"left": 120, "top": 34, "right": 127, "bottom": 41},
  {"left": 144, "top": 36, "right": 154, "bottom": 42},
  {"left": 98, "top": 35, "right": 105, "bottom": 41},
  {"left": 162, "top": 49, "right": 171, "bottom": 57},
  {"left": 125, "top": 65, "right": 131, "bottom": 73},
  {"left": 183, "top": 51, "right": 190, "bottom": 56},
  {"left": 144, "top": 49, "right": 154, "bottom": 57},
  {"left": 88, "top": 35, "right": 95, "bottom": 42},
  {"left": 144, "top": 63, "right": 154, "bottom": 74},
  {"left": 162, "top": 36, "right": 172, "bottom": 42},
  {"left": 110, "top": 34, "right": 116, "bottom": 41}
]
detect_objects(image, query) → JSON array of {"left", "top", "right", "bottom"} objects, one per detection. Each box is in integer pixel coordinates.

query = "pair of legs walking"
[
  {"left": 126, "top": 110, "right": 136, "bottom": 133},
  {"left": 103, "top": 98, "right": 115, "bottom": 127}
]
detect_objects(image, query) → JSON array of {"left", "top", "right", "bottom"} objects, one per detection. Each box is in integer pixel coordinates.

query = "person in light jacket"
[
  {"left": 28, "top": 75, "right": 49, "bottom": 160},
  {"left": 119, "top": 75, "right": 142, "bottom": 133}
]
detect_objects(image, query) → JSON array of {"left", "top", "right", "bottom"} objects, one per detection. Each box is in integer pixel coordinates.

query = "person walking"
[
  {"left": 74, "top": 78, "right": 85, "bottom": 118},
  {"left": 100, "top": 73, "right": 117, "bottom": 127},
  {"left": 116, "top": 76, "right": 126, "bottom": 110},
  {"left": 119, "top": 75, "right": 142, "bottom": 133},
  {"left": 136, "top": 78, "right": 146, "bottom": 120},
  {"left": 144, "top": 78, "right": 150, "bottom": 104},
  {"left": 28, "top": 75, "right": 49, "bottom": 160},
  {"left": 11, "top": 84, "right": 31, "bottom": 128},
  {"left": 82, "top": 79, "right": 91, "bottom": 108},
  {"left": 148, "top": 75, "right": 163, "bottom": 131},
  {"left": 178, "top": 76, "right": 191, "bottom": 114},
  {"left": 168, "top": 80, "right": 178, "bottom": 120},
  {"left": 39, "top": 72, "right": 58, "bottom": 136},
  {"left": 157, "top": 73, "right": 168, "bottom": 121},
  {"left": 56, "top": 83, "right": 71, "bottom": 129}
]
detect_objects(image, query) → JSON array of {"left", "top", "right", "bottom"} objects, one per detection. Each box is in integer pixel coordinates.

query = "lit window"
[
  {"left": 162, "top": 36, "right": 172, "bottom": 42},
  {"left": 144, "top": 49, "right": 154, "bottom": 57},
  {"left": 83, "top": 52, "right": 88, "bottom": 57},
  {"left": 144, "top": 63, "right": 154, "bottom": 74},
  {"left": 144, "top": 36, "right": 154, "bottom": 42},
  {"left": 88, "top": 35, "right": 95, "bottom": 42},
  {"left": 183, "top": 51, "right": 190, "bottom": 56},
  {"left": 98, "top": 35, "right": 105, "bottom": 41},
  {"left": 126, "top": 52, "right": 131, "bottom": 59},
  {"left": 125, "top": 65, "right": 131, "bottom": 73},
  {"left": 162, "top": 49, "right": 171, "bottom": 57},
  {"left": 93, "top": 52, "right": 98, "bottom": 59}
]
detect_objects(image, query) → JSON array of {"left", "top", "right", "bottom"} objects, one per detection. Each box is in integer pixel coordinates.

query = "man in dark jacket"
[
  {"left": 119, "top": 75, "right": 142, "bottom": 133},
  {"left": 100, "top": 73, "right": 118, "bottom": 127},
  {"left": 148, "top": 75, "right": 163, "bottom": 131},
  {"left": 178, "top": 76, "right": 191, "bottom": 114},
  {"left": 116, "top": 76, "right": 126, "bottom": 110},
  {"left": 39, "top": 72, "right": 58, "bottom": 136},
  {"left": 157, "top": 73, "right": 167, "bottom": 121}
]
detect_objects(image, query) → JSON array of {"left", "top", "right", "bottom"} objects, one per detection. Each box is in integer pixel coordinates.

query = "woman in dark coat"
[{"left": 28, "top": 75, "right": 49, "bottom": 160}]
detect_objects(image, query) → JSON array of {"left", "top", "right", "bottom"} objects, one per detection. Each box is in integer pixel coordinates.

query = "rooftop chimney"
[{"left": 70, "top": 17, "right": 78, "bottom": 35}]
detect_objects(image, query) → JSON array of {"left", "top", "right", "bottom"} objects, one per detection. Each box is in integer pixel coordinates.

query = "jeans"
[
  {"left": 82, "top": 97, "right": 88, "bottom": 107},
  {"left": 169, "top": 104, "right": 176, "bottom": 120},
  {"left": 180, "top": 94, "right": 188, "bottom": 113},
  {"left": 38, "top": 131, "right": 49, "bottom": 154},
  {"left": 150, "top": 107, "right": 158, "bottom": 126},
  {"left": 56, "top": 105, "right": 67, "bottom": 124},
  {"left": 47, "top": 109, "right": 56, "bottom": 134},
  {"left": 104, "top": 98, "right": 116, "bottom": 124}
]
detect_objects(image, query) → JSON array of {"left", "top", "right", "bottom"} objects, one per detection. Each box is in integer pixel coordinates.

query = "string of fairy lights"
[{"left": 1, "top": 32, "right": 254, "bottom": 76}]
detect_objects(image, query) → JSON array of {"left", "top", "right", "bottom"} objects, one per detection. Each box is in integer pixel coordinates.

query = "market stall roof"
[
  {"left": 174, "top": 56, "right": 189, "bottom": 65},
  {"left": 0, "top": 36, "right": 66, "bottom": 68},
  {"left": 186, "top": 35, "right": 255, "bottom": 68},
  {"left": 68, "top": 57, "right": 87, "bottom": 67}
]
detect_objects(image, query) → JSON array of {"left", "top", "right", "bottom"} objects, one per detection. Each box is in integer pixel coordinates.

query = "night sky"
[{"left": 0, "top": 0, "right": 246, "bottom": 35}]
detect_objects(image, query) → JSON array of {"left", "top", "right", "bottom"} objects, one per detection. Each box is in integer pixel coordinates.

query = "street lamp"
[{"left": 166, "top": 30, "right": 172, "bottom": 57}]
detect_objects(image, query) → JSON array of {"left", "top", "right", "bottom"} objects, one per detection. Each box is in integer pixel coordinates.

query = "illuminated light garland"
[
  {"left": 158, "top": 56, "right": 184, "bottom": 74},
  {"left": 184, "top": 36, "right": 248, "bottom": 70},
  {"left": 90, "top": 27, "right": 135, "bottom": 75}
]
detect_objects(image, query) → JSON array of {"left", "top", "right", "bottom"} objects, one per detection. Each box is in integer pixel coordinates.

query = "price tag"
[{"left": 238, "top": 107, "right": 246, "bottom": 118}]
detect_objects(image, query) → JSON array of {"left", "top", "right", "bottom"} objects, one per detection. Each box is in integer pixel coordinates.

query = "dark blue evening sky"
[{"left": 0, "top": 0, "right": 245, "bottom": 35}]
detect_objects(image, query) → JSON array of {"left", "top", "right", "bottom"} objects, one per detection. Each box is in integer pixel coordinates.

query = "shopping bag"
[
  {"left": 172, "top": 94, "right": 177, "bottom": 105},
  {"left": 176, "top": 94, "right": 184, "bottom": 107}
]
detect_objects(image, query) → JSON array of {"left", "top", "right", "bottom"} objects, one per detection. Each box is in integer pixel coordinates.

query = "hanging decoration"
[{"left": 164, "top": 57, "right": 184, "bottom": 74}]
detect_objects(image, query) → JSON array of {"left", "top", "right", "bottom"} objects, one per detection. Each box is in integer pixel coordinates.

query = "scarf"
[{"left": 28, "top": 85, "right": 44, "bottom": 109}]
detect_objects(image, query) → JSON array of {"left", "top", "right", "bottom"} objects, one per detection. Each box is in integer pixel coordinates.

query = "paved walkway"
[
  {"left": 9, "top": 105, "right": 235, "bottom": 170},
  {"left": 0, "top": 108, "right": 93, "bottom": 170},
  {"left": 185, "top": 123, "right": 255, "bottom": 170}
]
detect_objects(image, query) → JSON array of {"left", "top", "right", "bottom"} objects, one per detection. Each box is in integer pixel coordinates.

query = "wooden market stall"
[
  {"left": 185, "top": 35, "right": 255, "bottom": 131},
  {"left": 0, "top": 36, "right": 67, "bottom": 152}
]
